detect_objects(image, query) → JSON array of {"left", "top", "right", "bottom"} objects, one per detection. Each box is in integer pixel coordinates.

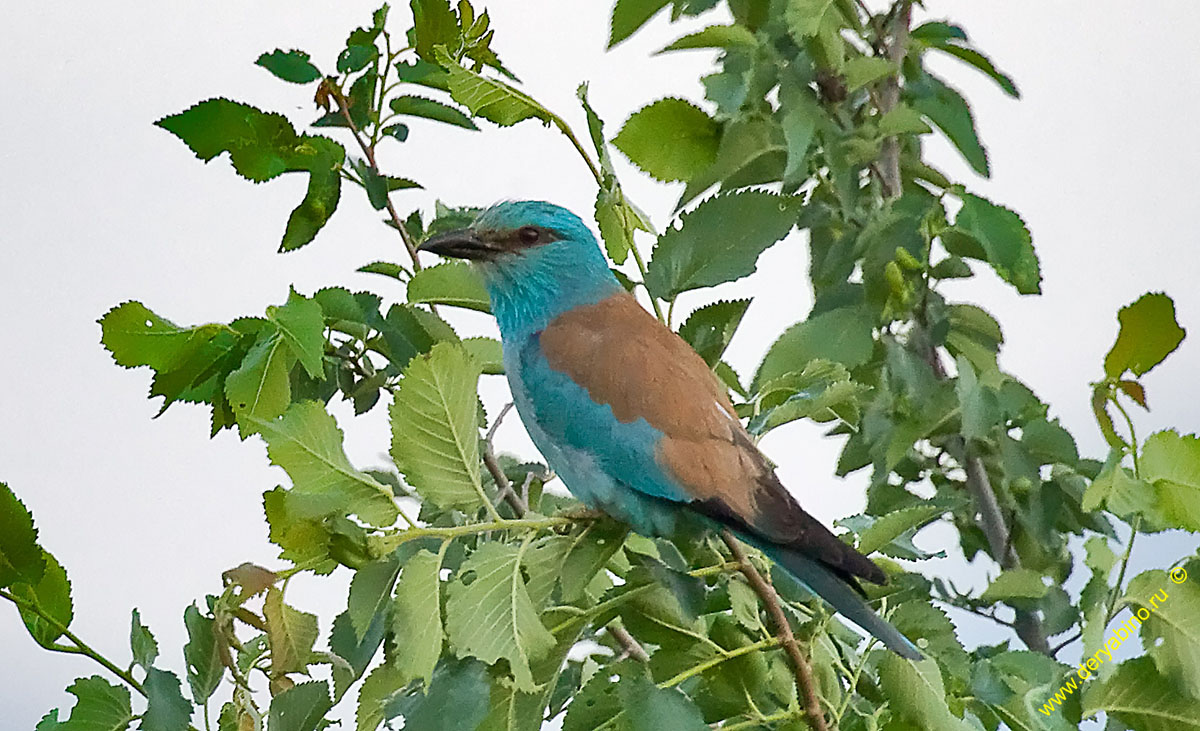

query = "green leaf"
[
  {"left": 253, "top": 401, "right": 399, "bottom": 528},
  {"left": 407, "top": 261, "right": 491, "bottom": 312},
  {"left": 140, "top": 669, "right": 192, "bottom": 731},
  {"left": 646, "top": 191, "right": 801, "bottom": 300},
  {"left": 1082, "top": 656, "right": 1200, "bottom": 730},
  {"left": 658, "top": 24, "right": 757, "bottom": 53},
  {"left": 0, "top": 482, "right": 44, "bottom": 588},
  {"left": 844, "top": 56, "right": 895, "bottom": 91},
  {"left": 1123, "top": 562, "right": 1200, "bottom": 699},
  {"left": 878, "top": 656, "right": 973, "bottom": 731},
  {"left": 156, "top": 100, "right": 344, "bottom": 251},
  {"left": 225, "top": 329, "right": 293, "bottom": 437},
  {"left": 1081, "top": 456, "right": 1165, "bottom": 528},
  {"left": 12, "top": 552, "right": 72, "bottom": 649},
  {"left": 389, "top": 95, "right": 478, "bottom": 130},
  {"left": 435, "top": 49, "right": 552, "bottom": 127},
  {"left": 348, "top": 556, "right": 402, "bottom": 642},
  {"left": 955, "top": 355, "right": 999, "bottom": 441},
  {"left": 463, "top": 337, "right": 504, "bottom": 375},
  {"left": 129, "top": 608, "right": 159, "bottom": 672},
  {"left": 1104, "top": 292, "right": 1187, "bottom": 378},
  {"left": 778, "top": 81, "right": 821, "bottom": 183},
  {"left": 356, "top": 664, "right": 405, "bottom": 731},
  {"left": 678, "top": 118, "right": 786, "bottom": 206},
  {"left": 594, "top": 187, "right": 650, "bottom": 266},
  {"left": 268, "top": 289, "right": 327, "bottom": 379},
  {"left": 785, "top": 0, "right": 835, "bottom": 39},
  {"left": 979, "top": 568, "right": 1049, "bottom": 604},
  {"left": 952, "top": 192, "right": 1041, "bottom": 294},
  {"left": 445, "top": 541, "right": 556, "bottom": 691},
  {"left": 621, "top": 674, "right": 708, "bottom": 730},
  {"left": 395, "top": 59, "right": 451, "bottom": 91},
  {"left": 411, "top": 0, "right": 460, "bottom": 61},
  {"left": 338, "top": 45, "right": 377, "bottom": 75},
  {"left": 392, "top": 549, "right": 445, "bottom": 686},
  {"left": 256, "top": 50, "right": 321, "bottom": 84},
  {"left": 357, "top": 261, "right": 408, "bottom": 281},
  {"left": 49, "top": 676, "right": 134, "bottom": 731},
  {"left": 609, "top": 0, "right": 671, "bottom": 47},
  {"left": 678, "top": 299, "right": 751, "bottom": 367},
  {"left": 389, "top": 342, "right": 486, "bottom": 513},
  {"left": 1021, "top": 418, "right": 1079, "bottom": 466},
  {"left": 613, "top": 98, "right": 719, "bottom": 183},
  {"left": 265, "top": 586, "right": 319, "bottom": 675},
  {"left": 935, "top": 44, "right": 1019, "bottom": 98},
  {"left": 384, "top": 657, "right": 491, "bottom": 730},
  {"left": 909, "top": 73, "right": 990, "bottom": 176},
  {"left": 754, "top": 305, "right": 875, "bottom": 387},
  {"left": 183, "top": 605, "right": 223, "bottom": 704},
  {"left": 749, "top": 359, "right": 869, "bottom": 434},
  {"left": 99, "top": 302, "right": 224, "bottom": 371},
  {"left": 1140, "top": 430, "right": 1200, "bottom": 531},
  {"left": 944, "top": 303, "right": 1003, "bottom": 375},
  {"left": 877, "top": 104, "right": 933, "bottom": 136},
  {"left": 857, "top": 503, "right": 947, "bottom": 555},
  {"left": 268, "top": 681, "right": 332, "bottom": 731}
]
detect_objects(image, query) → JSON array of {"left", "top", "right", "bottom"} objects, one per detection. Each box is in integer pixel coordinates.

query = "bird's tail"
[{"left": 760, "top": 542, "right": 923, "bottom": 660}]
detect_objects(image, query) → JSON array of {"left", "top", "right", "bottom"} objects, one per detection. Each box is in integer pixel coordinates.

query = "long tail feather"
[{"left": 763, "top": 543, "right": 923, "bottom": 660}]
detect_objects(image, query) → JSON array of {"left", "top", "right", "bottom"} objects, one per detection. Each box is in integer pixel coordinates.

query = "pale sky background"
[{"left": 2, "top": 1, "right": 1199, "bottom": 728}]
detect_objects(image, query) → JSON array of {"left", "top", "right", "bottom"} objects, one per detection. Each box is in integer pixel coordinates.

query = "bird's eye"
[{"left": 518, "top": 226, "right": 541, "bottom": 245}]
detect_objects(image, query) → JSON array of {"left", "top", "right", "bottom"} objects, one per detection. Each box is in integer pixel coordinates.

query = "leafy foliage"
[{"left": 6, "top": 3, "right": 1199, "bottom": 731}]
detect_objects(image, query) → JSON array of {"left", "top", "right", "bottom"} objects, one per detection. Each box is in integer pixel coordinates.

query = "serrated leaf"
[
  {"left": 462, "top": 337, "right": 503, "bottom": 375},
  {"left": 435, "top": 49, "right": 551, "bottom": 127},
  {"left": 952, "top": 192, "right": 1041, "bottom": 294},
  {"left": 609, "top": 0, "right": 671, "bottom": 47},
  {"left": 749, "top": 359, "right": 869, "bottom": 434},
  {"left": 99, "top": 302, "right": 225, "bottom": 372},
  {"left": 383, "top": 657, "right": 491, "bottom": 730},
  {"left": 446, "top": 542, "right": 556, "bottom": 691},
  {"left": 754, "top": 305, "right": 875, "bottom": 387},
  {"left": 878, "top": 103, "right": 933, "bottom": 136},
  {"left": 395, "top": 59, "right": 451, "bottom": 91},
  {"left": 1104, "top": 293, "right": 1187, "bottom": 378},
  {"left": 225, "top": 329, "right": 293, "bottom": 437},
  {"left": 268, "top": 681, "right": 332, "bottom": 731},
  {"left": 1140, "top": 430, "right": 1200, "bottom": 531},
  {"left": 156, "top": 100, "right": 344, "bottom": 250},
  {"left": 411, "top": 0, "right": 460, "bottom": 61},
  {"left": 251, "top": 401, "right": 398, "bottom": 527},
  {"left": 329, "top": 609, "right": 386, "bottom": 701},
  {"left": 183, "top": 605, "right": 223, "bottom": 704},
  {"left": 658, "top": 24, "right": 756, "bottom": 53},
  {"left": 857, "top": 503, "right": 947, "bottom": 555},
  {"left": 357, "top": 261, "right": 408, "bottom": 281},
  {"left": 389, "top": 342, "right": 486, "bottom": 513},
  {"left": 1082, "top": 657, "right": 1200, "bottom": 730},
  {"left": 1081, "top": 456, "right": 1165, "bottom": 528},
  {"left": 878, "top": 656, "right": 973, "bottom": 731},
  {"left": 392, "top": 549, "right": 445, "bottom": 686},
  {"left": 265, "top": 587, "right": 319, "bottom": 675},
  {"left": 348, "top": 556, "right": 402, "bottom": 642},
  {"left": 12, "top": 551, "right": 72, "bottom": 649},
  {"left": 955, "top": 354, "right": 999, "bottom": 441},
  {"left": 613, "top": 98, "right": 719, "bottom": 183},
  {"left": 407, "top": 261, "right": 491, "bottom": 312},
  {"left": 140, "top": 669, "right": 191, "bottom": 731},
  {"left": 50, "top": 676, "right": 134, "bottom": 731},
  {"left": 389, "top": 95, "right": 478, "bottom": 130},
  {"left": 779, "top": 80, "right": 820, "bottom": 184},
  {"left": 909, "top": 73, "right": 989, "bottom": 176},
  {"left": 1122, "top": 562, "right": 1200, "bottom": 699},
  {"left": 646, "top": 191, "right": 801, "bottom": 300},
  {"left": 844, "top": 56, "right": 895, "bottom": 90},
  {"left": 129, "top": 608, "right": 159, "bottom": 672},
  {"left": 355, "top": 664, "right": 405, "bottom": 731},
  {"left": 677, "top": 299, "right": 751, "bottom": 367},
  {"left": 621, "top": 674, "right": 708, "bottom": 731},
  {"left": 256, "top": 50, "right": 321, "bottom": 84},
  {"left": 0, "top": 482, "right": 44, "bottom": 589},
  {"left": 979, "top": 568, "right": 1048, "bottom": 604},
  {"left": 785, "top": 0, "right": 835, "bottom": 39},
  {"left": 267, "top": 290, "right": 326, "bottom": 379},
  {"left": 679, "top": 118, "right": 787, "bottom": 206}
]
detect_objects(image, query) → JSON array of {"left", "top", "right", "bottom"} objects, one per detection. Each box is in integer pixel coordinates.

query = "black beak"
[{"left": 418, "top": 229, "right": 498, "bottom": 260}]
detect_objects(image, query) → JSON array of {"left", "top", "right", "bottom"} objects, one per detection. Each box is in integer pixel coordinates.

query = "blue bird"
[{"left": 419, "top": 200, "right": 921, "bottom": 660}]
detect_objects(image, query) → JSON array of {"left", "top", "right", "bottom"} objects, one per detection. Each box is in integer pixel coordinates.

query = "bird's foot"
[{"left": 557, "top": 506, "right": 609, "bottom": 521}]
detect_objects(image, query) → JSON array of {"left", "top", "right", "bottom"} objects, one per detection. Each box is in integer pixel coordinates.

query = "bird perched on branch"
[{"left": 419, "top": 200, "right": 921, "bottom": 659}]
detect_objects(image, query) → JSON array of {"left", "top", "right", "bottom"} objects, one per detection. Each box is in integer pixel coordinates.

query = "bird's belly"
[{"left": 506, "top": 370, "right": 681, "bottom": 537}]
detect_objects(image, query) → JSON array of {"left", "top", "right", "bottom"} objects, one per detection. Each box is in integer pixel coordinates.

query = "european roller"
[{"left": 419, "top": 200, "right": 921, "bottom": 660}]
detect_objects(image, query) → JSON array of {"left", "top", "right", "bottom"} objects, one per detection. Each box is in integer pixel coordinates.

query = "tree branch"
[
  {"left": 876, "top": 0, "right": 913, "bottom": 199},
  {"left": 720, "top": 530, "right": 829, "bottom": 731}
]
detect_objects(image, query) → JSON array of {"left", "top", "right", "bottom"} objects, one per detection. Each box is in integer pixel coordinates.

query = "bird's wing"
[{"left": 532, "top": 292, "right": 884, "bottom": 587}]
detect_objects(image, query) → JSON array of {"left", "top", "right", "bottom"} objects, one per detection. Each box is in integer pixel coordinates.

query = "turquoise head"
[{"left": 418, "top": 201, "right": 622, "bottom": 337}]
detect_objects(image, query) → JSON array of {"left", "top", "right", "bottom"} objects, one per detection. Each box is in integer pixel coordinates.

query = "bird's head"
[{"left": 418, "top": 200, "right": 621, "bottom": 335}]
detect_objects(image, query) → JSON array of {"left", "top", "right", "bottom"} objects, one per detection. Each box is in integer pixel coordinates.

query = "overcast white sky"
[{"left": 3, "top": 1, "right": 1199, "bottom": 728}]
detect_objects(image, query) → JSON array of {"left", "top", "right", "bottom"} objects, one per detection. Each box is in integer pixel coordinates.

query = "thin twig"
[
  {"left": 479, "top": 402, "right": 650, "bottom": 661},
  {"left": 876, "top": 0, "right": 913, "bottom": 199},
  {"left": 330, "top": 86, "right": 423, "bottom": 269},
  {"left": 720, "top": 530, "right": 829, "bottom": 731}
]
